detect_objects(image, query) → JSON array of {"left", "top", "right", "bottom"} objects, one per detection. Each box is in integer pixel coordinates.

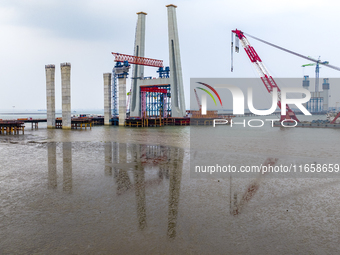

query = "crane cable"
[{"left": 244, "top": 32, "right": 340, "bottom": 72}]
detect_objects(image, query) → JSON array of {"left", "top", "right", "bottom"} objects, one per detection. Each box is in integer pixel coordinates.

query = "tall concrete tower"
[
  {"left": 61, "top": 63, "right": 71, "bottom": 129},
  {"left": 322, "top": 78, "right": 330, "bottom": 111},
  {"left": 129, "top": 6, "right": 186, "bottom": 118},
  {"left": 103, "top": 73, "right": 112, "bottom": 125},
  {"left": 130, "top": 12, "right": 147, "bottom": 117},
  {"left": 45, "top": 64, "right": 55, "bottom": 128},
  {"left": 167, "top": 4, "right": 186, "bottom": 117}
]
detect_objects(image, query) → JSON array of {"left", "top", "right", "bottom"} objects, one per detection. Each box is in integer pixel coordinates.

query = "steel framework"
[
  {"left": 140, "top": 85, "right": 171, "bottom": 117},
  {"left": 111, "top": 68, "right": 118, "bottom": 117},
  {"left": 112, "top": 52, "right": 163, "bottom": 68}
]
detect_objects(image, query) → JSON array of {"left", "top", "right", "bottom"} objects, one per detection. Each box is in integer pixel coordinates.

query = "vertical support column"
[
  {"left": 323, "top": 78, "right": 330, "bottom": 111},
  {"left": 61, "top": 63, "right": 71, "bottom": 129},
  {"left": 118, "top": 77, "right": 127, "bottom": 126},
  {"left": 46, "top": 65, "right": 56, "bottom": 128},
  {"left": 103, "top": 73, "right": 112, "bottom": 125},
  {"left": 130, "top": 12, "right": 147, "bottom": 117},
  {"left": 167, "top": 4, "right": 186, "bottom": 117}
]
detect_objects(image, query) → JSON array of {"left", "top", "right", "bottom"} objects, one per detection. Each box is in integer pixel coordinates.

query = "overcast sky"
[{"left": 1, "top": 0, "right": 340, "bottom": 110}]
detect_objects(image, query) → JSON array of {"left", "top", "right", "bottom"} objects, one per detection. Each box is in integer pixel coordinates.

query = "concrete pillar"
[
  {"left": 130, "top": 12, "right": 147, "bottom": 117},
  {"left": 45, "top": 64, "right": 55, "bottom": 128},
  {"left": 323, "top": 78, "right": 330, "bottom": 111},
  {"left": 118, "top": 77, "right": 127, "bottom": 126},
  {"left": 61, "top": 63, "right": 71, "bottom": 129},
  {"left": 167, "top": 4, "right": 186, "bottom": 117},
  {"left": 103, "top": 73, "right": 112, "bottom": 125}
]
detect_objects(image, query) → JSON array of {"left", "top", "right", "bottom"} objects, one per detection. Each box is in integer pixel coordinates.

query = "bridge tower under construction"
[{"left": 127, "top": 4, "right": 186, "bottom": 118}]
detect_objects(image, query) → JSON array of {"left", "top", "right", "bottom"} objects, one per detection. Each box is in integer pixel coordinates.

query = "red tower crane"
[
  {"left": 231, "top": 29, "right": 299, "bottom": 122},
  {"left": 231, "top": 29, "right": 340, "bottom": 122},
  {"left": 194, "top": 89, "right": 201, "bottom": 111}
]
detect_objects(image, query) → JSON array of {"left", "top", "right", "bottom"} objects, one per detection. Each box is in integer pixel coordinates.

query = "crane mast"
[
  {"left": 232, "top": 29, "right": 299, "bottom": 122},
  {"left": 194, "top": 89, "right": 201, "bottom": 111}
]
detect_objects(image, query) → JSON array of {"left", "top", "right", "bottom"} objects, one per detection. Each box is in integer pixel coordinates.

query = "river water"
[{"left": 1, "top": 115, "right": 340, "bottom": 254}]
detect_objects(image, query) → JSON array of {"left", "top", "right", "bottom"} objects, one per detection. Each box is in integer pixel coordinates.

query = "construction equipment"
[
  {"left": 112, "top": 52, "right": 163, "bottom": 68},
  {"left": 231, "top": 29, "right": 299, "bottom": 122},
  {"left": 194, "top": 89, "right": 201, "bottom": 111},
  {"left": 231, "top": 29, "right": 340, "bottom": 122},
  {"left": 302, "top": 57, "right": 329, "bottom": 92},
  {"left": 331, "top": 112, "right": 340, "bottom": 124},
  {"left": 111, "top": 61, "right": 130, "bottom": 117},
  {"left": 111, "top": 52, "right": 167, "bottom": 117},
  {"left": 126, "top": 90, "right": 131, "bottom": 113}
]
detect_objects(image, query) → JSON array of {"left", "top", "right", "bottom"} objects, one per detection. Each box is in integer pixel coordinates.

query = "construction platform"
[
  {"left": 0, "top": 120, "right": 25, "bottom": 135},
  {"left": 125, "top": 117, "right": 190, "bottom": 127},
  {"left": 274, "top": 121, "right": 340, "bottom": 129},
  {"left": 18, "top": 118, "right": 46, "bottom": 128},
  {"left": 1, "top": 113, "right": 233, "bottom": 131},
  {"left": 56, "top": 118, "right": 93, "bottom": 129}
]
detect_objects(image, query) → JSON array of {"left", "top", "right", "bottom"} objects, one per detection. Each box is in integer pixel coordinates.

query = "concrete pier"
[
  {"left": 167, "top": 4, "right": 186, "bottom": 117},
  {"left": 61, "top": 63, "right": 71, "bottom": 129},
  {"left": 45, "top": 64, "right": 56, "bottom": 128},
  {"left": 118, "top": 77, "right": 127, "bottom": 126},
  {"left": 130, "top": 12, "right": 147, "bottom": 117},
  {"left": 103, "top": 73, "right": 112, "bottom": 125}
]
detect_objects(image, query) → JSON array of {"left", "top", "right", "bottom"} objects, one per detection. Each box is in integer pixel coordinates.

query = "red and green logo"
[{"left": 196, "top": 82, "right": 223, "bottom": 107}]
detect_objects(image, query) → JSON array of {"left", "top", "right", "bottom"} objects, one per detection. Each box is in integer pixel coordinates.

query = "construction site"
[{"left": 1, "top": 5, "right": 340, "bottom": 133}]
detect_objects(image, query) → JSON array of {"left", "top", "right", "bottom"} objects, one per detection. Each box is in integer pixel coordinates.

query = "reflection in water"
[
  {"left": 231, "top": 158, "right": 278, "bottom": 215},
  {"left": 63, "top": 142, "right": 72, "bottom": 193},
  {"left": 133, "top": 144, "right": 146, "bottom": 230},
  {"left": 167, "top": 147, "right": 183, "bottom": 239},
  {"left": 47, "top": 142, "right": 57, "bottom": 189},
  {"left": 104, "top": 142, "right": 112, "bottom": 176},
  {"left": 47, "top": 141, "right": 184, "bottom": 238},
  {"left": 104, "top": 142, "right": 184, "bottom": 237}
]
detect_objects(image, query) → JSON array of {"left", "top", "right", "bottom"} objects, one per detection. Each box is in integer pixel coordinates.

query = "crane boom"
[
  {"left": 244, "top": 33, "right": 340, "bottom": 71},
  {"left": 232, "top": 29, "right": 299, "bottom": 122}
]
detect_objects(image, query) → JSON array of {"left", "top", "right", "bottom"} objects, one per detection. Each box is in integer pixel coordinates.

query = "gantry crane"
[
  {"left": 231, "top": 29, "right": 340, "bottom": 122},
  {"left": 111, "top": 52, "right": 165, "bottom": 117}
]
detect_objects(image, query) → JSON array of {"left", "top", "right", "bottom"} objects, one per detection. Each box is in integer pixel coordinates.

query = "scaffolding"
[
  {"left": 140, "top": 85, "right": 171, "bottom": 117},
  {"left": 111, "top": 68, "right": 118, "bottom": 117}
]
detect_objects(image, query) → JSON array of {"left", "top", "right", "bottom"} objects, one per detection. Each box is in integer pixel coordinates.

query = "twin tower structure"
[
  {"left": 103, "top": 4, "right": 186, "bottom": 125},
  {"left": 45, "top": 63, "right": 71, "bottom": 129}
]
